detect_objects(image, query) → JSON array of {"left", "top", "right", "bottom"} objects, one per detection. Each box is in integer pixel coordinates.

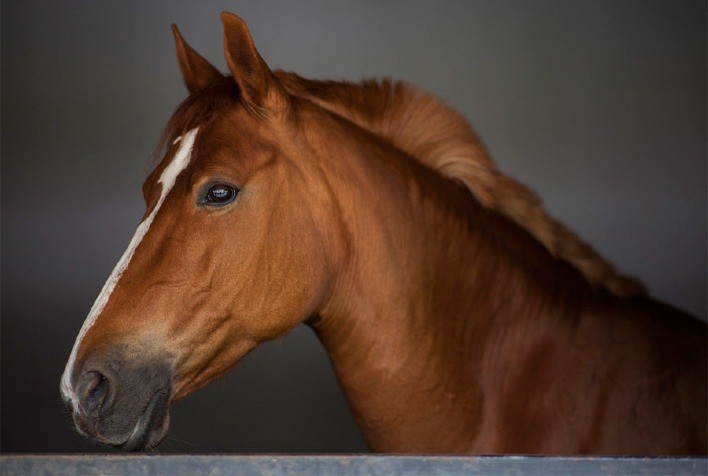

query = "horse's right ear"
[{"left": 172, "top": 24, "right": 222, "bottom": 94}]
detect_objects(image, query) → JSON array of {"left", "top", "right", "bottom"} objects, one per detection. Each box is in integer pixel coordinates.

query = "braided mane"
[{"left": 277, "top": 72, "right": 645, "bottom": 298}]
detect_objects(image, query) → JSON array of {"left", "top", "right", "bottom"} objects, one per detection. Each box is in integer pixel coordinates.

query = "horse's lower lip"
[{"left": 118, "top": 389, "right": 169, "bottom": 452}]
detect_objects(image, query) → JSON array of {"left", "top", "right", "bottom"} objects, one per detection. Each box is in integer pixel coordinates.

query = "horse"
[{"left": 60, "top": 12, "right": 707, "bottom": 454}]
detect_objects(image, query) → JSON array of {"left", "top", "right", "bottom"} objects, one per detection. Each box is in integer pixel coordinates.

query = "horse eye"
[{"left": 202, "top": 184, "right": 238, "bottom": 206}]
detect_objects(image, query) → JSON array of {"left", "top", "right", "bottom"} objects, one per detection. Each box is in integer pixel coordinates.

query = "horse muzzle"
[{"left": 65, "top": 350, "right": 173, "bottom": 451}]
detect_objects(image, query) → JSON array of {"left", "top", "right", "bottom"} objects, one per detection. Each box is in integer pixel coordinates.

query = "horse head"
[{"left": 60, "top": 13, "right": 342, "bottom": 451}]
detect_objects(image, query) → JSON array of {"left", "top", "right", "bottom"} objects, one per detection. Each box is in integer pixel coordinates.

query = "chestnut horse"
[{"left": 61, "top": 13, "right": 706, "bottom": 454}]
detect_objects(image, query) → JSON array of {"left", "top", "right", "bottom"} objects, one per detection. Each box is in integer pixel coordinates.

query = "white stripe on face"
[{"left": 60, "top": 127, "right": 199, "bottom": 408}]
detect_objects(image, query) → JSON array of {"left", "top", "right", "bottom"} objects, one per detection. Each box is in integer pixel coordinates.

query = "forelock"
[{"left": 154, "top": 76, "right": 240, "bottom": 161}]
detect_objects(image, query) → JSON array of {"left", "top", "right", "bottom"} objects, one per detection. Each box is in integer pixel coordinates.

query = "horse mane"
[{"left": 277, "top": 72, "right": 645, "bottom": 298}]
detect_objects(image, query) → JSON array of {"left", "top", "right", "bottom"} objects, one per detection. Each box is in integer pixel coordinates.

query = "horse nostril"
[{"left": 77, "top": 370, "right": 110, "bottom": 415}]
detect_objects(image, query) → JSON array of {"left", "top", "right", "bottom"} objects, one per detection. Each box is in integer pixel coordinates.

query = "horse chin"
[{"left": 117, "top": 389, "right": 171, "bottom": 452}]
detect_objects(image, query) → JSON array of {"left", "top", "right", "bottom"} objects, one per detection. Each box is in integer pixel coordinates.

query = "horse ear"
[
  {"left": 220, "top": 12, "right": 287, "bottom": 113},
  {"left": 172, "top": 24, "right": 222, "bottom": 94}
]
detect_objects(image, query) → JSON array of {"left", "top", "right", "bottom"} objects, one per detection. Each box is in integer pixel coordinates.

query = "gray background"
[{"left": 2, "top": 1, "right": 705, "bottom": 453}]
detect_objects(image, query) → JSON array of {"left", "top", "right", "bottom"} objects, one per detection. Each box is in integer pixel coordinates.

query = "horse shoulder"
[{"left": 568, "top": 298, "right": 706, "bottom": 453}]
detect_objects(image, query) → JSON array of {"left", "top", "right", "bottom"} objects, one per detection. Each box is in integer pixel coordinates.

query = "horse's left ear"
[{"left": 220, "top": 12, "right": 288, "bottom": 114}]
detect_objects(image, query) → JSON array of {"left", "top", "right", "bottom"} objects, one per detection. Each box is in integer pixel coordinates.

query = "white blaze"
[{"left": 60, "top": 127, "right": 199, "bottom": 407}]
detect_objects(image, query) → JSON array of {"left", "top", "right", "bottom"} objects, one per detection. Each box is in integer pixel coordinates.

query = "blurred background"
[{"left": 2, "top": 1, "right": 705, "bottom": 453}]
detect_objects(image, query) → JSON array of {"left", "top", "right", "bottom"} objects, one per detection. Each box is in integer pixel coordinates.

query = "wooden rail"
[{"left": 1, "top": 454, "right": 706, "bottom": 475}]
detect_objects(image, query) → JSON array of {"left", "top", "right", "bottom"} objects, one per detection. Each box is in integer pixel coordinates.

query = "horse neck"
[{"left": 307, "top": 114, "right": 596, "bottom": 451}]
